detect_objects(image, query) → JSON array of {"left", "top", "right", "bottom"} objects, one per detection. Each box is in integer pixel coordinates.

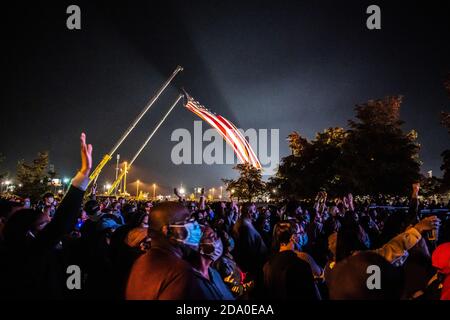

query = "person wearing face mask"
[
  {"left": 126, "top": 202, "right": 214, "bottom": 300},
  {"left": 276, "top": 221, "right": 323, "bottom": 280},
  {"left": 192, "top": 209, "right": 208, "bottom": 225},
  {"left": 255, "top": 214, "right": 272, "bottom": 249},
  {"left": 232, "top": 204, "right": 268, "bottom": 299},
  {"left": 214, "top": 231, "right": 255, "bottom": 299},
  {"left": 188, "top": 226, "right": 234, "bottom": 300},
  {"left": 264, "top": 221, "right": 321, "bottom": 300}
]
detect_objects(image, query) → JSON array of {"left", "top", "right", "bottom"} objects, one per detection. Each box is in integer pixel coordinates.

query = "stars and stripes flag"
[{"left": 183, "top": 93, "right": 262, "bottom": 169}]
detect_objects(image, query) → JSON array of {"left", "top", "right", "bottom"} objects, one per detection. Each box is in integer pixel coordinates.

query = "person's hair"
[
  {"left": 335, "top": 219, "right": 366, "bottom": 262},
  {"left": 285, "top": 200, "right": 300, "bottom": 216},
  {"left": 3, "top": 209, "right": 43, "bottom": 246},
  {"left": 359, "top": 215, "right": 371, "bottom": 231},
  {"left": 0, "top": 200, "right": 23, "bottom": 220},
  {"left": 148, "top": 202, "right": 190, "bottom": 236},
  {"left": 324, "top": 218, "right": 341, "bottom": 237},
  {"left": 191, "top": 210, "right": 204, "bottom": 221},
  {"left": 129, "top": 211, "right": 148, "bottom": 228},
  {"left": 217, "top": 230, "right": 233, "bottom": 253},
  {"left": 272, "top": 220, "right": 297, "bottom": 252},
  {"left": 328, "top": 251, "right": 404, "bottom": 300},
  {"left": 255, "top": 214, "right": 267, "bottom": 229},
  {"left": 377, "top": 211, "right": 408, "bottom": 246},
  {"left": 42, "top": 192, "right": 54, "bottom": 200},
  {"left": 240, "top": 204, "right": 253, "bottom": 220}
]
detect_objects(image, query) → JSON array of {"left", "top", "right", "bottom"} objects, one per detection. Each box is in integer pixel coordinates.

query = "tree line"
[{"left": 225, "top": 74, "right": 450, "bottom": 201}]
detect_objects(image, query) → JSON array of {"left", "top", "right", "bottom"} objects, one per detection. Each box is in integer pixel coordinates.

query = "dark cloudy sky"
[{"left": 1, "top": 0, "right": 449, "bottom": 195}]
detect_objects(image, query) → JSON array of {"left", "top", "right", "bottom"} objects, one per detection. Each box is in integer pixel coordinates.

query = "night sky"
[{"left": 1, "top": 0, "right": 449, "bottom": 195}]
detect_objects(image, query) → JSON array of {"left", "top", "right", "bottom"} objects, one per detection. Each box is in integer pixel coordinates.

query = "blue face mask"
[
  {"left": 169, "top": 221, "right": 203, "bottom": 249},
  {"left": 303, "top": 214, "right": 310, "bottom": 224},
  {"left": 263, "top": 220, "right": 271, "bottom": 233},
  {"left": 227, "top": 237, "right": 235, "bottom": 252},
  {"left": 361, "top": 232, "right": 371, "bottom": 249},
  {"left": 297, "top": 233, "right": 308, "bottom": 249}
]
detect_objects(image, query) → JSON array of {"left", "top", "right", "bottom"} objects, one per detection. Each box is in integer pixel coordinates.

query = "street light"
[
  {"left": 153, "top": 183, "right": 156, "bottom": 200},
  {"left": 61, "top": 177, "right": 70, "bottom": 193},
  {"left": 4, "top": 180, "right": 11, "bottom": 193},
  {"left": 104, "top": 183, "right": 111, "bottom": 194}
]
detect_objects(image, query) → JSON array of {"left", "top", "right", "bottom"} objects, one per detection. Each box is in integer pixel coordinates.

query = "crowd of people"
[{"left": 0, "top": 133, "right": 449, "bottom": 300}]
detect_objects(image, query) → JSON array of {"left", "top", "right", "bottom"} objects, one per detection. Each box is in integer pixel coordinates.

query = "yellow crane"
[
  {"left": 106, "top": 94, "right": 184, "bottom": 196},
  {"left": 88, "top": 66, "right": 184, "bottom": 187}
]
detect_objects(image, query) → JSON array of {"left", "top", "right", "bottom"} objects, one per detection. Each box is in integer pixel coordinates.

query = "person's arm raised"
[
  {"left": 407, "top": 183, "right": 420, "bottom": 224},
  {"left": 347, "top": 193, "right": 354, "bottom": 212},
  {"left": 89, "top": 182, "right": 97, "bottom": 200},
  {"left": 372, "top": 216, "right": 439, "bottom": 264},
  {"left": 36, "top": 133, "right": 92, "bottom": 248},
  {"left": 199, "top": 188, "right": 206, "bottom": 210}
]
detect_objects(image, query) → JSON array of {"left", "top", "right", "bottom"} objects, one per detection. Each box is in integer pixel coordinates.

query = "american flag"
[{"left": 184, "top": 93, "right": 262, "bottom": 169}]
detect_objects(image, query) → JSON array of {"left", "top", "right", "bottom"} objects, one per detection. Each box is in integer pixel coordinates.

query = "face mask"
[
  {"left": 263, "top": 220, "right": 271, "bottom": 232},
  {"left": 296, "top": 233, "right": 308, "bottom": 250},
  {"left": 200, "top": 238, "right": 223, "bottom": 262},
  {"left": 361, "top": 232, "right": 371, "bottom": 249},
  {"left": 169, "top": 221, "right": 203, "bottom": 249},
  {"left": 227, "top": 237, "right": 235, "bottom": 252},
  {"left": 303, "top": 214, "right": 310, "bottom": 224}
]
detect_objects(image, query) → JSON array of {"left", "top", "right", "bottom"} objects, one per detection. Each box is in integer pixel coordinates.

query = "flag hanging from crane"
[{"left": 184, "top": 93, "right": 262, "bottom": 169}]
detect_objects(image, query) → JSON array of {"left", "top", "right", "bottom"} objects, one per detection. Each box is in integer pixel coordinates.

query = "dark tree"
[
  {"left": 273, "top": 96, "right": 421, "bottom": 199},
  {"left": 16, "top": 152, "right": 51, "bottom": 201},
  {"left": 420, "top": 175, "right": 442, "bottom": 197},
  {"left": 271, "top": 128, "right": 348, "bottom": 199},
  {"left": 0, "top": 153, "right": 6, "bottom": 181},
  {"left": 440, "top": 73, "right": 450, "bottom": 190},
  {"left": 342, "top": 96, "right": 421, "bottom": 195},
  {"left": 223, "top": 163, "right": 266, "bottom": 202}
]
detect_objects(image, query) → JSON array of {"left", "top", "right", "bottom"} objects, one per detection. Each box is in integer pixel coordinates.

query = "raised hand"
[
  {"left": 412, "top": 183, "right": 420, "bottom": 198},
  {"left": 347, "top": 193, "right": 354, "bottom": 210},
  {"left": 343, "top": 196, "right": 350, "bottom": 209},
  {"left": 80, "top": 132, "right": 93, "bottom": 176},
  {"left": 91, "top": 182, "right": 98, "bottom": 195},
  {"left": 414, "top": 216, "right": 440, "bottom": 233},
  {"left": 347, "top": 193, "right": 353, "bottom": 203}
]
